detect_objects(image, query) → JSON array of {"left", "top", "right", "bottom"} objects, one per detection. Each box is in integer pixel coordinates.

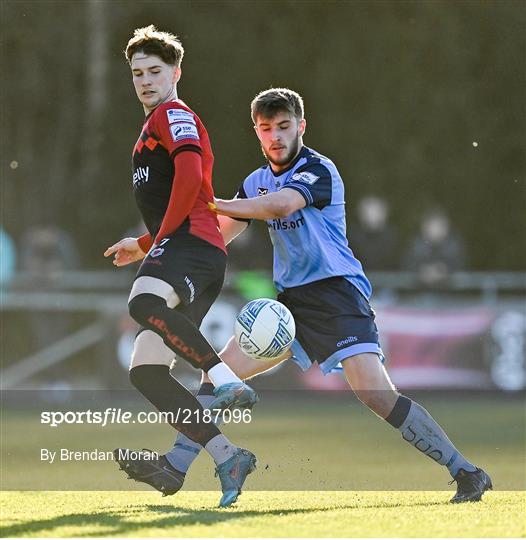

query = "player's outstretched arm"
[
  {"left": 210, "top": 188, "right": 306, "bottom": 221},
  {"left": 104, "top": 237, "right": 147, "bottom": 267}
]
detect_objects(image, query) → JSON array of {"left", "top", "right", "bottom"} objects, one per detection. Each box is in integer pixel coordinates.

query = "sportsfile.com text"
[{"left": 40, "top": 408, "right": 252, "bottom": 428}]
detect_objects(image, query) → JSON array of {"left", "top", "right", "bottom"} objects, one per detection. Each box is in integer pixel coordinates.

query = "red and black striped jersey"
[{"left": 132, "top": 99, "right": 225, "bottom": 253}]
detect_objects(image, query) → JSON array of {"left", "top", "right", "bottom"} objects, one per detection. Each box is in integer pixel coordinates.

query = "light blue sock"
[
  {"left": 386, "top": 395, "right": 477, "bottom": 478},
  {"left": 165, "top": 383, "right": 222, "bottom": 473}
]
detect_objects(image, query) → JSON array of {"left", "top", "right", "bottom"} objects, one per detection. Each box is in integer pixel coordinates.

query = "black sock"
[
  {"left": 129, "top": 293, "right": 221, "bottom": 371},
  {"left": 129, "top": 364, "right": 221, "bottom": 447}
]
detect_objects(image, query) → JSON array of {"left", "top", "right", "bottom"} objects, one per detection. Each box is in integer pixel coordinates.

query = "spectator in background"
[
  {"left": 0, "top": 225, "right": 17, "bottom": 289},
  {"left": 349, "top": 195, "right": 400, "bottom": 271},
  {"left": 404, "top": 208, "right": 466, "bottom": 288},
  {"left": 21, "top": 225, "right": 79, "bottom": 283},
  {"left": 20, "top": 225, "right": 80, "bottom": 349}
]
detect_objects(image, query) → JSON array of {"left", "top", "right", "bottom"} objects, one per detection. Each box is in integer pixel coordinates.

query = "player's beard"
[{"left": 262, "top": 136, "right": 301, "bottom": 169}]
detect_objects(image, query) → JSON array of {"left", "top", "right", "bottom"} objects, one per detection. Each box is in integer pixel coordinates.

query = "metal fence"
[{"left": 1, "top": 271, "right": 524, "bottom": 392}]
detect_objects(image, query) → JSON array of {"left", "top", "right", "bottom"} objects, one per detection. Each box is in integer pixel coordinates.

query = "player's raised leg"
[
  {"left": 208, "top": 336, "right": 289, "bottom": 410},
  {"left": 127, "top": 275, "right": 258, "bottom": 410},
  {"left": 342, "top": 353, "right": 492, "bottom": 503}
]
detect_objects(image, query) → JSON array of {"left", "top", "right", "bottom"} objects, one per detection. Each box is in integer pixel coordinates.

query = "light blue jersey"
[{"left": 236, "top": 146, "right": 372, "bottom": 298}]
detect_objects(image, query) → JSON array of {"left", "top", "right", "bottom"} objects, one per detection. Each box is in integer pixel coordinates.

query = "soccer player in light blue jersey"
[{"left": 129, "top": 88, "right": 492, "bottom": 504}]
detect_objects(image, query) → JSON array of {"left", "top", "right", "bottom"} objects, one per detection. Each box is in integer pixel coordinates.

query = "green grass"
[
  {"left": 1, "top": 395, "right": 525, "bottom": 536},
  {"left": 1, "top": 490, "right": 524, "bottom": 537},
  {"left": 2, "top": 395, "right": 524, "bottom": 490}
]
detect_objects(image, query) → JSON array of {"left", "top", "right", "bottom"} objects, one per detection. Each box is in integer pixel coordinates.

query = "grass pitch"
[
  {"left": 1, "top": 490, "right": 524, "bottom": 537},
  {"left": 3, "top": 395, "right": 524, "bottom": 491},
  {"left": 1, "top": 395, "right": 524, "bottom": 537}
]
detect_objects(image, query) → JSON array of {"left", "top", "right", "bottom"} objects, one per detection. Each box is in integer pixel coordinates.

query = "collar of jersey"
[{"left": 268, "top": 146, "right": 310, "bottom": 177}]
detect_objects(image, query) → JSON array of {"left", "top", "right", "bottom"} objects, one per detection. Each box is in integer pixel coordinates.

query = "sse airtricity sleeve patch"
[
  {"left": 285, "top": 163, "right": 332, "bottom": 209},
  {"left": 169, "top": 123, "right": 199, "bottom": 142}
]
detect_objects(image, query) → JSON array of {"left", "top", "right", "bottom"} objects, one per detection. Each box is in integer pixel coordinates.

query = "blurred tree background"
[{"left": 1, "top": 0, "right": 524, "bottom": 270}]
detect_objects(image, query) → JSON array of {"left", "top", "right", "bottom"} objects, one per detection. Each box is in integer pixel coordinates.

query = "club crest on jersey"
[
  {"left": 291, "top": 171, "right": 319, "bottom": 184},
  {"left": 169, "top": 123, "right": 199, "bottom": 142},
  {"left": 257, "top": 187, "right": 268, "bottom": 196},
  {"left": 166, "top": 109, "right": 195, "bottom": 125}
]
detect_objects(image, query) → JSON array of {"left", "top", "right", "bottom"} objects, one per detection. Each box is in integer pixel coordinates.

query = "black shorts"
[
  {"left": 277, "top": 277, "right": 383, "bottom": 375},
  {"left": 135, "top": 232, "right": 226, "bottom": 327}
]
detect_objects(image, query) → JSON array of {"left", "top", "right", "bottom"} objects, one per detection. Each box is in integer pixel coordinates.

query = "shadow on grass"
[{"left": 0, "top": 499, "right": 447, "bottom": 538}]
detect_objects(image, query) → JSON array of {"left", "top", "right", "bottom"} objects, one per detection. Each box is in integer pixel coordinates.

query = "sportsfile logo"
[{"left": 40, "top": 408, "right": 252, "bottom": 428}]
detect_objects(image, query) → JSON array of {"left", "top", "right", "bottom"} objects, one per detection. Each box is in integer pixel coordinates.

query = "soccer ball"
[{"left": 234, "top": 298, "right": 296, "bottom": 361}]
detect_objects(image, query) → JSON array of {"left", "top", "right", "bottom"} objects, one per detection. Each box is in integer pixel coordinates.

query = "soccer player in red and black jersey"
[{"left": 104, "top": 25, "right": 256, "bottom": 507}]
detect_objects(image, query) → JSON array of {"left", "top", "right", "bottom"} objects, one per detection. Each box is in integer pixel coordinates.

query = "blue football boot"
[
  {"left": 210, "top": 382, "right": 259, "bottom": 411},
  {"left": 215, "top": 448, "right": 257, "bottom": 507}
]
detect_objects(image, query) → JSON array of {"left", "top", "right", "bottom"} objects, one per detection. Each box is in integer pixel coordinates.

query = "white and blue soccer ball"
[{"left": 234, "top": 298, "right": 296, "bottom": 361}]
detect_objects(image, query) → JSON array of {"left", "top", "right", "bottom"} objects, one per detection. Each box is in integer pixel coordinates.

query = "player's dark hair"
[
  {"left": 251, "top": 88, "right": 304, "bottom": 123},
  {"left": 125, "top": 25, "right": 184, "bottom": 67}
]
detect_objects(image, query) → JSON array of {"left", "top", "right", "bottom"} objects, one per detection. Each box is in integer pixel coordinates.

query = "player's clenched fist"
[{"left": 104, "top": 237, "right": 146, "bottom": 267}]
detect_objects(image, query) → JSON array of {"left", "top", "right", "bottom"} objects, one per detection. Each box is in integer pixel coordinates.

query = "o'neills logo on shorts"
[{"left": 337, "top": 336, "right": 358, "bottom": 347}]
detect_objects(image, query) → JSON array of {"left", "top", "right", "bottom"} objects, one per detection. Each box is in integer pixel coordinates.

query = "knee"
[
  {"left": 342, "top": 353, "right": 398, "bottom": 415},
  {"left": 130, "top": 330, "right": 174, "bottom": 369},
  {"left": 128, "top": 293, "right": 160, "bottom": 325},
  {"left": 129, "top": 364, "right": 142, "bottom": 390},
  {"left": 354, "top": 387, "right": 399, "bottom": 418}
]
